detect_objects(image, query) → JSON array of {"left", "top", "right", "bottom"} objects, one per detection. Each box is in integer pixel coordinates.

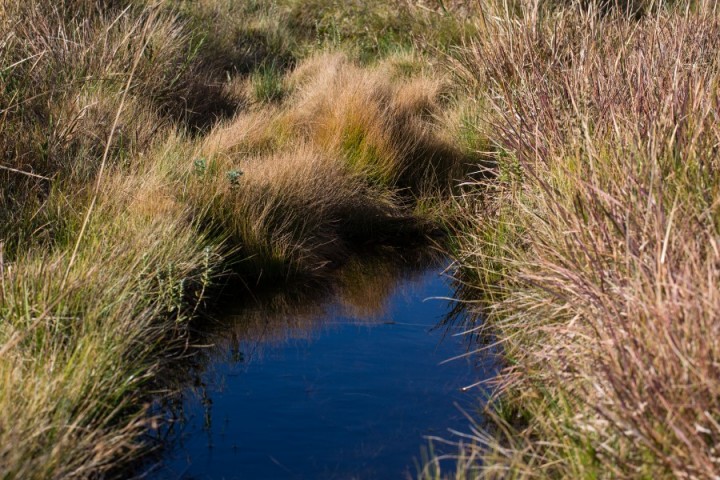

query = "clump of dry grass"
[
  {"left": 183, "top": 52, "right": 473, "bottom": 278},
  {"left": 450, "top": 1, "right": 720, "bottom": 478},
  {"left": 204, "top": 52, "right": 470, "bottom": 192},
  {"left": 285, "top": 53, "right": 467, "bottom": 190},
  {"left": 185, "top": 142, "right": 412, "bottom": 275}
]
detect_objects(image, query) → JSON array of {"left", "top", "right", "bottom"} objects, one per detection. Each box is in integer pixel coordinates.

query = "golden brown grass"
[{"left": 183, "top": 52, "right": 472, "bottom": 278}]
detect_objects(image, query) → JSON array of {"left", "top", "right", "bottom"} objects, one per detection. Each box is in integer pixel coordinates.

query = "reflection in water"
[{"left": 146, "top": 248, "right": 496, "bottom": 480}]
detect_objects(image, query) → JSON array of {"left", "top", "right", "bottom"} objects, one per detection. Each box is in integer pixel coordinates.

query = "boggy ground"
[{"left": 2, "top": 0, "right": 720, "bottom": 479}]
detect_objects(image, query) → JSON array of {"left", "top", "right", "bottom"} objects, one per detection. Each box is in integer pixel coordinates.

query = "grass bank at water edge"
[{"left": 440, "top": 1, "right": 720, "bottom": 478}]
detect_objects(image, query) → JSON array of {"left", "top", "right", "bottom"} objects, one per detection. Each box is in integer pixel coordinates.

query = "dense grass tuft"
[{"left": 448, "top": 1, "right": 720, "bottom": 478}]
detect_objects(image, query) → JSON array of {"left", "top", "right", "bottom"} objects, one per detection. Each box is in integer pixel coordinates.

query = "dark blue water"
[{"left": 148, "top": 256, "right": 493, "bottom": 480}]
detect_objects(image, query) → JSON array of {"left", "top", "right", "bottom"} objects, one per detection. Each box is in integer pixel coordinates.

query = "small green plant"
[
  {"left": 227, "top": 169, "right": 243, "bottom": 187},
  {"left": 194, "top": 158, "right": 207, "bottom": 176}
]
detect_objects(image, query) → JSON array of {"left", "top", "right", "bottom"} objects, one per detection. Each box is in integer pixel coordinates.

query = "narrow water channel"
[{"left": 147, "top": 251, "right": 494, "bottom": 479}]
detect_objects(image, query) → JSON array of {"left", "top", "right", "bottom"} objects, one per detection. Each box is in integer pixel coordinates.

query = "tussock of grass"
[
  {"left": 449, "top": 1, "right": 720, "bottom": 478},
  {"left": 185, "top": 51, "right": 474, "bottom": 277},
  {"left": 184, "top": 142, "right": 412, "bottom": 275},
  {"left": 283, "top": 53, "right": 469, "bottom": 190}
]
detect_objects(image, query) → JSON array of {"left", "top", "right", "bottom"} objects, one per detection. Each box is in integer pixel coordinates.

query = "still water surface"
[{"left": 149, "top": 252, "right": 493, "bottom": 479}]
